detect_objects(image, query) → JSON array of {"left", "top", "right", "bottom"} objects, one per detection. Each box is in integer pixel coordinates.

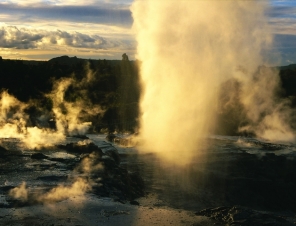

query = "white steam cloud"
[
  {"left": 0, "top": 91, "right": 65, "bottom": 148},
  {"left": 131, "top": 1, "right": 295, "bottom": 164},
  {"left": 0, "top": 63, "right": 103, "bottom": 149},
  {"left": 9, "top": 149, "right": 103, "bottom": 203},
  {"left": 238, "top": 66, "right": 295, "bottom": 142},
  {"left": 9, "top": 178, "right": 91, "bottom": 203}
]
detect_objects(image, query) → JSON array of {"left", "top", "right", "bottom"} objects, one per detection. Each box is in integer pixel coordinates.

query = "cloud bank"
[
  {"left": 0, "top": 25, "right": 135, "bottom": 60},
  {"left": 0, "top": 0, "right": 134, "bottom": 60},
  {"left": 0, "top": 26, "right": 133, "bottom": 50},
  {"left": 0, "top": 0, "right": 294, "bottom": 62},
  {"left": 269, "top": 1, "right": 296, "bottom": 64},
  {"left": 0, "top": 2, "right": 132, "bottom": 27}
]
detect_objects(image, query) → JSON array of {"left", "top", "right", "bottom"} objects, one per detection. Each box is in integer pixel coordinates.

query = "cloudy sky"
[{"left": 0, "top": 0, "right": 295, "bottom": 65}]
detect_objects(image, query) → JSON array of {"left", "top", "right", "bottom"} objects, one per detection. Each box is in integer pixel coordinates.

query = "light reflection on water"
[{"left": 209, "top": 135, "right": 296, "bottom": 157}]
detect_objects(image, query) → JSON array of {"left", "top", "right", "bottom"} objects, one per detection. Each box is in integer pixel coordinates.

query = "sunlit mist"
[
  {"left": 9, "top": 148, "right": 103, "bottom": 204},
  {"left": 0, "top": 63, "right": 103, "bottom": 149},
  {"left": 131, "top": 1, "right": 295, "bottom": 165}
]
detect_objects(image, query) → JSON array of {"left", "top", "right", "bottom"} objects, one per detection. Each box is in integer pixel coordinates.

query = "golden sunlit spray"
[{"left": 131, "top": 1, "right": 295, "bottom": 164}]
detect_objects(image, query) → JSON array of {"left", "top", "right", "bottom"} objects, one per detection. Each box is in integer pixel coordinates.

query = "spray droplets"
[{"left": 131, "top": 0, "right": 295, "bottom": 165}]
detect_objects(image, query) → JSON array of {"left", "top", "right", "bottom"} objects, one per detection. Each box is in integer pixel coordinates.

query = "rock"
[
  {"left": 114, "top": 198, "right": 126, "bottom": 204},
  {"left": 0, "top": 152, "right": 6, "bottom": 159},
  {"left": 31, "top": 153, "right": 48, "bottom": 160},
  {"left": 0, "top": 146, "right": 8, "bottom": 158},
  {"left": 60, "top": 142, "right": 147, "bottom": 202},
  {"left": 70, "top": 135, "right": 89, "bottom": 139},
  {"left": 130, "top": 200, "right": 139, "bottom": 206},
  {"left": 58, "top": 142, "right": 103, "bottom": 156},
  {"left": 102, "top": 155, "right": 118, "bottom": 170},
  {"left": 57, "top": 141, "right": 145, "bottom": 202},
  {"left": 92, "top": 161, "right": 145, "bottom": 200},
  {"left": 106, "top": 134, "right": 136, "bottom": 147},
  {"left": 106, "top": 134, "right": 116, "bottom": 142},
  {"left": 195, "top": 206, "right": 292, "bottom": 226},
  {"left": 36, "top": 175, "right": 67, "bottom": 182},
  {"left": 105, "top": 150, "right": 121, "bottom": 165}
]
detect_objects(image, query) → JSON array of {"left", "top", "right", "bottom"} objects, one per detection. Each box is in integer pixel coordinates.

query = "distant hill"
[
  {"left": 48, "top": 55, "right": 123, "bottom": 66},
  {"left": 279, "top": 64, "right": 296, "bottom": 71},
  {"left": 48, "top": 55, "right": 83, "bottom": 66}
]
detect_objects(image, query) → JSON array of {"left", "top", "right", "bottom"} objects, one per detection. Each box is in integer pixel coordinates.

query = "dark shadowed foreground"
[{"left": 0, "top": 134, "right": 296, "bottom": 225}]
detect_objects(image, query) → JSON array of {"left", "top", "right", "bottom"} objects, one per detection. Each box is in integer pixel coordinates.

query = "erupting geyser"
[{"left": 131, "top": 1, "right": 295, "bottom": 164}]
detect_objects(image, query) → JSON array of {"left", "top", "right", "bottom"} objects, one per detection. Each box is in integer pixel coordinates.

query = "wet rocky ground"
[
  {"left": 0, "top": 137, "right": 144, "bottom": 208},
  {"left": 121, "top": 136, "right": 296, "bottom": 225},
  {"left": 0, "top": 135, "right": 296, "bottom": 225}
]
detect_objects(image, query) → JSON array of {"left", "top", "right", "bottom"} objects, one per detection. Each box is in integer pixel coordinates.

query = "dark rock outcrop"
[
  {"left": 196, "top": 206, "right": 294, "bottom": 226},
  {"left": 31, "top": 153, "right": 48, "bottom": 160},
  {"left": 58, "top": 141, "right": 145, "bottom": 201},
  {"left": 57, "top": 142, "right": 103, "bottom": 156}
]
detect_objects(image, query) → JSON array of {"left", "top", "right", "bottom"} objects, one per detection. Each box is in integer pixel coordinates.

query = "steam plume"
[
  {"left": 50, "top": 77, "right": 92, "bottom": 136},
  {"left": 9, "top": 149, "right": 102, "bottom": 203},
  {"left": 238, "top": 66, "right": 295, "bottom": 142},
  {"left": 50, "top": 63, "right": 103, "bottom": 136},
  {"left": 0, "top": 91, "right": 65, "bottom": 148},
  {"left": 131, "top": 1, "right": 294, "bottom": 164},
  {"left": 9, "top": 178, "right": 91, "bottom": 203},
  {"left": 0, "top": 63, "right": 103, "bottom": 149},
  {"left": 9, "top": 182, "right": 28, "bottom": 202}
]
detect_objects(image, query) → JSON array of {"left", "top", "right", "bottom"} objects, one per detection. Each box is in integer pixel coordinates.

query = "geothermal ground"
[{"left": 0, "top": 134, "right": 296, "bottom": 225}]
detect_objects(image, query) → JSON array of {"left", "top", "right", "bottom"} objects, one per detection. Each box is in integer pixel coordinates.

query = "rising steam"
[
  {"left": 9, "top": 149, "right": 102, "bottom": 203},
  {"left": 131, "top": 1, "right": 295, "bottom": 164},
  {"left": 238, "top": 66, "right": 295, "bottom": 142},
  {"left": 0, "top": 91, "right": 65, "bottom": 148},
  {"left": 9, "top": 178, "right": 91, "bottom": 203},
  {"left": 0, "top": 63, "right": 103, "bottom": 149}
]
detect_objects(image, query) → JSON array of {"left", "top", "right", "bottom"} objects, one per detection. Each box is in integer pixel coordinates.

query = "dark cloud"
[
  {"left": 268, "top": 4, "right": 296, "bottom": 34},
  {"left": 0, "top": 3, "right": 132, "bottom": 27},
  {"left": 0, "top": 26, "right": 134, "bottom": 50},
  {"left": 0, "top": 26, "right": 43, "bottom": 48},
  {"left": 269, "top": 6, "right": 296, "bottom": 19}
]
